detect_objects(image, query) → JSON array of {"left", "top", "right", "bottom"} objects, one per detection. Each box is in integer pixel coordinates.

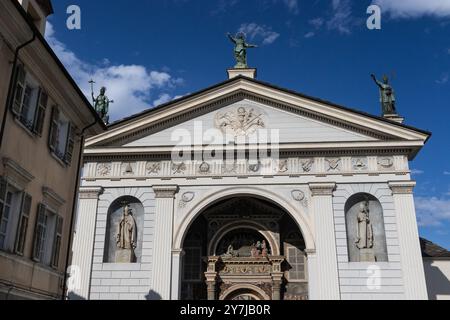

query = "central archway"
[{"left": 179, "top": 195, "right": 310, "bottom": 300}]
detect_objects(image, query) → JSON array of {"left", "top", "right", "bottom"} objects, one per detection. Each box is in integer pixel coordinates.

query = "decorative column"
[
  {"left": 152, "top": 186, "right": 179, "bottom": 300},
  {"left": 171, "top": 249, "right": 185, "bottom": 300},
  {"left": 389, "top": 181, "right": 428, "bottom": 300},
  {"left": 309, "top": 183, "right": 340, "bottom": 300},
  {"left": 205, "top": 257, "right": 220, "bottom": 300},
  {"left": 69, "top": 187, "right": 103, "bottom": 300},
  {"left": 270, "top": 257, "right": 284, "bottom": 300}
]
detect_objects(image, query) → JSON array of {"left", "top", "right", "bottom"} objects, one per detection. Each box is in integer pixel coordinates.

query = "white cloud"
[
  {"left": 436, "top": 73, "right": 449, "bottom": 84},
  {"left": 327, "top": 0, "right": 353, "bottom": 34},
  {"left": 282, "top": 0, "right": 299, "bottom": 14},
  {"left": 44, "top": 22, "right": 183, "bottom": 121},
  {"left": 304, "top": 31, "right": 315, "bottom": 39},
  {"left": 238, "top": 23, "right": 280, "bottom": 45},
  {"left": 309, "top": 17, "right": 324, "bottom": 29},
  {"left": 411, "top": 169, "right": 424, "bottom": 175},
  {"left": 372, "top": 0, "right": 450, "bottom": 18},
  {"left": 415, "top": 197, "right": 450, "bottom": 227},
  {"left": 444, "top": 171, "right": 450, "bottom": 175}
]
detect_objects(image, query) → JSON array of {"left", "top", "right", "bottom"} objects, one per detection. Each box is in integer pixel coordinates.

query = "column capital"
[
  {"left": 153, "top": 185, "right": 179, "bottom": 198},
  {"left": 78, "top": 187, "right": 103, "bottom": 199},
  {"left": 389, "top": 181, "right": 416, "bottom": 195},
  {"left": 309, "top": 183, "right": 336, "bottom": 196}
]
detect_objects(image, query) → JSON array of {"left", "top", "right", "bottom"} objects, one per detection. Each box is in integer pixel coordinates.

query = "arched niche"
[
  {"left": 103, "top": 196, "right": 144, "bottom": 263},
  {"left": 345, "top": 193, "right": 388, "bottom": 262}
]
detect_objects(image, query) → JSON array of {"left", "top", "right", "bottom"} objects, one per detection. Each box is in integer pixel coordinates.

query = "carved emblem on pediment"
[
  {"left": 146, "top": 162, "right": 161, "bottom": 175},
  {"left": 215, "top": 106, "right": 265, "bottom": 137},
  {"left": 327, "top": 158, "right": 341, "bottom": 171},
  {"left": 248, "top": 161, "right": 261, "bottom": 173},
  {"left": 199, "top": 162, "right": 211, "bottom": 174},
  {"left": 353, "top": 158, "right": 367, "bottom": 170},
  {"left": 378, "top": 157, "right": 394, "bottom": 169},
  {"left": 122, "top": 163, "right": 134, "bottom": 175},
  {"left": 278, "top": 160, "right": 288, "bottom": 173},
  {"left": 301, "top": 159, "right": 313, "bottom": 173},
  {"left": 97, "top": 163, "right": 111, "bottom": 176},
  {"left": 172, "top": 162, "right": 187, "bottom": 174}
]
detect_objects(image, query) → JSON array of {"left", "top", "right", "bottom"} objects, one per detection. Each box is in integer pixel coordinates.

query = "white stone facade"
[{"left": 70, "top": 75, "right": 430, "bottom": 300}]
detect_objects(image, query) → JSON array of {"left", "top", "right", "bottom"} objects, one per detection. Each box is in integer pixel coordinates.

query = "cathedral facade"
[{"left": 70, "top": 68, "right": 430, "bottom": 300}]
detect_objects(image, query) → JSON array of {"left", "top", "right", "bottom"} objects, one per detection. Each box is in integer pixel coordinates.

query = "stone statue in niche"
[
  {"left": 355, "top": 200, "right": 375, "bottom": 262},
  {"left": 115, "top": 203, "right": 137, "bottom": 263}
]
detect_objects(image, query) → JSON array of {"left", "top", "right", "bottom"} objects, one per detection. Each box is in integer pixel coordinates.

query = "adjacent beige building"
[{"left": 0, "top": 0, "right": 105, "bottom": 300}]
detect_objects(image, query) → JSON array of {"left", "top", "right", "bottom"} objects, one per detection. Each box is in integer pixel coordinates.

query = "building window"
[
  {"left": 286, "top": 245, "right": 306, "bottom": 281},
  {"left": 48, "top": 106, "right": 76, "bottom": 165},
  {"left": 15, "top": 194, "right": 32, "bottom": 255},
  {"left": 11, "top": 64, "right": 48, "bottom": 135},
  {"left": 32, "top": 204, "right": 63, "bottom": 268},
  {"left": 183, "top": 247, "right": 202, "bottom": 281},
  {"left": 0, "top": 178, "right": 32, "bottom": 254}
]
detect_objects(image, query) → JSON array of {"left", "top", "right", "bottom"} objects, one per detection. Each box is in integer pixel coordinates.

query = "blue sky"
[{"left": 45, "top": 0, "right": 450, "bottom": 249}]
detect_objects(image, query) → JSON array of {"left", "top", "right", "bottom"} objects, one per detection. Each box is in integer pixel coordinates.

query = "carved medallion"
[
  {"left": 292, "top": 190, "right": 308, "bottom": 207},
  {"left": 199, "top": 161, "right": 211, "bottom": 174},
  {"left": 278, "top": 160, "right": 288, "bottom": 173},
  {"left": 215, "top": 106, "right": 265, "bottom": 137},
  {"left": 179, "top": 192, "right": 195, "bottom": 208},
  {"left": 353, "top": 158, "right": 367, "bottom": 170},
  {"left": 327, "top": 158, "right": 341, "bottom": 171},
  {"left": 248, "top": 161, "right": 261, "bottom": 173},
  {"left": 97, "top": 163, "right": 111, "bottom": 176},
  {"left": 301, "top": 159, "right": 313, "bottom": 173},
  {"left": 146, "top": 162, "right": 161, "bottom": 175},
  {"left": 378, "top": 157, "right": 394, "bottom": 169},
  {"left": 172, "top": 162, "right": 187, "bottom": 174}
]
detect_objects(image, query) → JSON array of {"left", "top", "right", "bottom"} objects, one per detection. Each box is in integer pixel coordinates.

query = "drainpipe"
[
  {"left": 61, "top": 119, "right": 99, "bottom": 300},
  {"left": 0, "top": 32, "right": 36, "bottom": 149}
]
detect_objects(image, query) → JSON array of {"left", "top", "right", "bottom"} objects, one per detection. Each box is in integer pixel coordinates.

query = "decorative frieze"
[{"left": 83, "top": 155, "right": 407, "bottom": 180}]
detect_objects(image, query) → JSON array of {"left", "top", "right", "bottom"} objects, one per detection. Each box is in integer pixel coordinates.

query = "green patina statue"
[
  {"left": 91, "top": 82, "right": 112, "bottom": 125},
  {"left": 371, "top": 74, "right": 397, "bottom": 116},
  {"left": 227, "top": 32, "right": 257, "bottom": 69}
]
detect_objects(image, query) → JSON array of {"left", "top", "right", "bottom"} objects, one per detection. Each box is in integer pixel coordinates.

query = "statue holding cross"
[{"left": 90, "top": 79, "right": 113, "bottom": 125}]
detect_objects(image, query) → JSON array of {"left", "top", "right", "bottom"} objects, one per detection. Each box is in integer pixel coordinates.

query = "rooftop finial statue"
[
  {"left": 371, "top": 74, "right": 397, "bottom": 116},
  {"left": 227, "top": 32, "right": 257, "bottom": 69},
  {"left": 90, "top": 79, "right": 113, "bottom": 125}
]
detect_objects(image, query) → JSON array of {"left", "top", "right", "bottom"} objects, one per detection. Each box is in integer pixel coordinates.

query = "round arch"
[
  {"left": 174, "top": 186, "right": 315, "bottom": 251},
  {"left": 220, "top": 284, "right": 271, "bottom": 301},
  {"left": 208, "top": 220, "right": 280, "bottom": 256}
]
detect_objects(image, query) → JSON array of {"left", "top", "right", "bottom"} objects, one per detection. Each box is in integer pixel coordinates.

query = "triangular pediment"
[
  {"left": 123, "top": 98, "right": 376, "bottom": 147},
  {"left": 85, "top": 76, "right": 429, "bottom": 155}
]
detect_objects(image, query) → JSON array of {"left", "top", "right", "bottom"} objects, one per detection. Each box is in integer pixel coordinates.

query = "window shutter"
[
  {"left": 11, "top": 64, "right": 26, "bottom": 117},
  {"left": 15, "top": 193, "right": 32, "bottom": 255},
  {"left": 48, "top": 106, "right": 60, "bottom": 152},
  {"left": 64, "top": 123, "right": 76, "bottom": 165},
  {"left": 32, "top": 203, "right": 47, "bottom": 262},
  {"left": 33, "top": 89, "right": 48, "bottom": 136},
  {"left": 0, "top": 178, "right": 7, "bottom": 224},
  {"left": 51, "top": 216, "right": 63, "bottom": 268}
]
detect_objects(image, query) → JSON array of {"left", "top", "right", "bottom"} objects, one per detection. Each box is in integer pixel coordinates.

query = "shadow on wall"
[
  {"left": 145, "top": 290, "right": 162, "bottom": 301},
  {"left": 424, "top": 261, "right": 450, "bottom": 300},
  {"left": 67, "top": 292, "right": 86, "bottom": 300}
]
